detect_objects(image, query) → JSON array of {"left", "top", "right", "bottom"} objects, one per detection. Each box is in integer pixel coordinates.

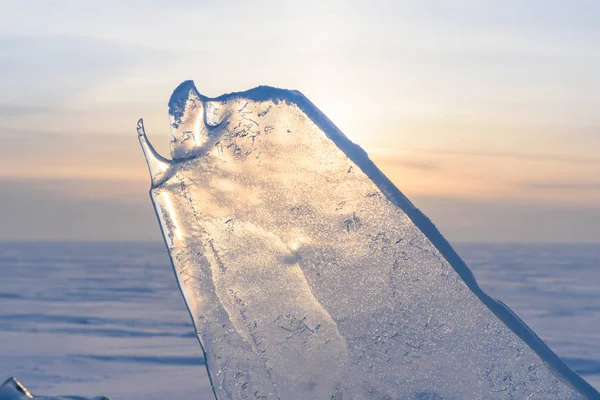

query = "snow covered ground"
[{"left": 0, "top": 242, "right": 598, "bottom": 399}]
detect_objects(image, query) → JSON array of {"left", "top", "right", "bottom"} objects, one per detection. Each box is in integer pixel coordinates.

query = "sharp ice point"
[{"left": 137, "top": 118, "right": 173, "bottom": 187}]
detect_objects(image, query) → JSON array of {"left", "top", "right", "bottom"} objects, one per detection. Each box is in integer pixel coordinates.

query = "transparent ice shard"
[
  {"left": 0, "top": 377, "right": 109, "bottom": 400},
  {"left": 138, "top": 81, "right": 599, "bottom": 399}
]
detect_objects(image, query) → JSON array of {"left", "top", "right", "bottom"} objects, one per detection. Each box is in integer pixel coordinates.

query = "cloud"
[
  {"left": 371, "top": 154, "right": 439, "bottom": 171},
  {"left": 420, "top": 149, "right": 598, "bottom": 165},
  {"left": 0, "top": 105, "right": 56, "bottom": 118},
  {"left": 0, "top": 178, "right": 159, "bottom": 241},
  {"left": 413, "top": 195, "right": 600, "bottom": 244},
  {"left": 523, "top": 182, "right": 600, "bottom": 191},
  {"left": 0, "top": 35, "right": 170, "bottom": 110},
  {"left": 0, "top": 131, "right": 149, "bottom": 181}
]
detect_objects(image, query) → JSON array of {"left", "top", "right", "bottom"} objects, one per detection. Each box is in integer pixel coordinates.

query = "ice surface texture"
[
  {"left": 0, "top": 377, "right": 109, "bottom": 400},
  {"left": 138, "top": 81, "right": 599, "bottom": 399}
]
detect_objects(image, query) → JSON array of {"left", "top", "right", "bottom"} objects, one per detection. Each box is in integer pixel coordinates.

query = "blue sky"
[{"left": 0, "top": 0, "right": 598, "bottom": 242}]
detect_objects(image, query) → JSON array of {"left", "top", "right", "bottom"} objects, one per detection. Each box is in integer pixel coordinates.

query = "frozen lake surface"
[{"left": 0, "top": 242, "right": 598, "bottom": 399}]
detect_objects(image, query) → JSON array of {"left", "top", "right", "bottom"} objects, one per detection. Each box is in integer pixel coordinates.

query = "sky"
[{"left": 0, "top": 0, "right": 598, "bottom": 243}]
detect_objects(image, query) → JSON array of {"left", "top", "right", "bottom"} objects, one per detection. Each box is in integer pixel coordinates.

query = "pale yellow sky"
[{"left": 0, "top": 0, "right": 598, "bottom": 242}]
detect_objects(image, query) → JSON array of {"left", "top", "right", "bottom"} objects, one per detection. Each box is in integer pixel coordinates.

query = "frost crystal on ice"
[{"left": 138, "top": 81, "right": 599, "bottom": 399}]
